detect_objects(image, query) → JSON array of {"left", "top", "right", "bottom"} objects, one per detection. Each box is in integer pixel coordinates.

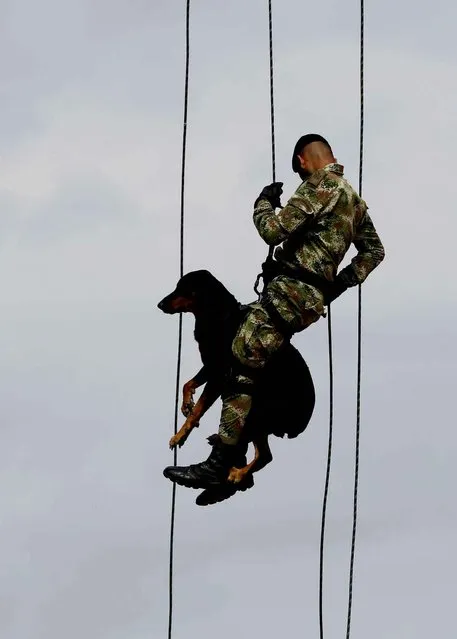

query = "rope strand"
[
  {"left": 268, "top": 0, "right": 276, "bottom": 183},
  {"left": 168, "top": 2, "right": 190, "bottom": 638},
  {"left": 346, "top": 1, "right": 364, "bottom": 636},
  {"left": 267, "top": 0, "right": 276, "bottom": 261},
  {"left": 319, "top": 304, "right": 334, "bottom": 639}
]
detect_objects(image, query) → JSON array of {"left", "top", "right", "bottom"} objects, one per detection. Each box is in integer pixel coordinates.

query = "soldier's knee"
[{"left": 231, "top": 308, "right": 266, "bottom": 369}]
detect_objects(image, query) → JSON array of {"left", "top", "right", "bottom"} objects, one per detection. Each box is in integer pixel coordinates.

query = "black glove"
[
  {"left": 254, "top": 181, "right": 283, "bottom": 209},
  {"left": 325, "top": 274, "right": 350, "bottom": 304}
]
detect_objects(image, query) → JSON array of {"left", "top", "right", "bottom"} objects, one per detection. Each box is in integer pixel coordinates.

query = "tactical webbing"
[{"left": 261, "top": 257, "right": 334, "bottom": 301}]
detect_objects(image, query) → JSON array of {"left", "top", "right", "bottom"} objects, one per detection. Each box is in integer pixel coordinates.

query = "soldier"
[{"left": 164, "top": 134, "right": 385, "bottom": 492}]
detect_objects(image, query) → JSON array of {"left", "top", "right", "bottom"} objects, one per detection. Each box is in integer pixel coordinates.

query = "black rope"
[
  {"left": 267, "top": 0, "right": 276, "bottom": 260},
  {"left": 358, "top": 0, "right": 365, "bottom": 199},
  {"left": 346, "top": 0, "right": 364, "bottom": 636},
  {"left": 253, "top": 0, "right": 277, "bottom": 297},
  {"left": 268, "top": 0, "right": 276, "bottom": 184},
  {"left": 319, "top": 303, "right": 334, "bottom": 639},
  {"left": 168, "top": 2, "right": 190, "bottom": 638}
]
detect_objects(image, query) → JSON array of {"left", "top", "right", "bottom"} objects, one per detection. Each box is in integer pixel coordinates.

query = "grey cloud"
[{"left": 22, "top": 172, "right": 142, "bottom": 241}]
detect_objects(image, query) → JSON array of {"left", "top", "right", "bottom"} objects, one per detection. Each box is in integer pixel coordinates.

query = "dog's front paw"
[
  {"left": 169, "top": 432, "right": 185, "bottom": 449},
  {"left": 169, "top": 418, "right": 199, "bottom": 450}
]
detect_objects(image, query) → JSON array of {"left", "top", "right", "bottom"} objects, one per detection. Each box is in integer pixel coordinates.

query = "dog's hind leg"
[{"left": 227, "top": 433, "right": 273, "bottom": 484}]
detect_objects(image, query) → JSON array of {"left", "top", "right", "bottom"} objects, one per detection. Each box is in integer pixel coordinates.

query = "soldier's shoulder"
[
  {"left": 290, "top": 182, "right": 320, "bottom": 212},
  {"left": 319, "top": 172, "right": 345, "bottom": 194},
  {"left": 302, "top": 169, "right": 345, "bottom": 194}
]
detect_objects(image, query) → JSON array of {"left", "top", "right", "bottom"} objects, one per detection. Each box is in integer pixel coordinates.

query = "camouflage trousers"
[{"left": 218, "top": 290, "right": 323, "bottom": 444}]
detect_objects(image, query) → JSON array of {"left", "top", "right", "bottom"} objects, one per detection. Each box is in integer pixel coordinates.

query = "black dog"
[{"left": 158, "top": 270, "right": 315, "bottom": 505}]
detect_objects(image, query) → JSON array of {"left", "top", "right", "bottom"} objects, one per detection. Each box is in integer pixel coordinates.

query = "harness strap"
[
  {"left": 281, "top": 265, "right": 333, "bottom": 299},
  {"left": 261, "top": 296, "right": 293, "bottom": 340},
  {"left": 222, "top": 380, "right": 255, "bottom": 396},
  {"left": 257, "top": 257, "right": 333, "bottom": 302}
]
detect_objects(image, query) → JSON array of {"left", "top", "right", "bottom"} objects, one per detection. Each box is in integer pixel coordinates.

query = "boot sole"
[
  {"left": 196, "top": 476, "right": 254, "bottom": 506},
  {"left": 163, "top": 466, "right": 221, "bottom": 490}
]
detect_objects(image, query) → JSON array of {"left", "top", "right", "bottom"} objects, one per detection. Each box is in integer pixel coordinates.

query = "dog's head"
[{"left": 157, "top": 269, "right": 236, "bottom": 315}]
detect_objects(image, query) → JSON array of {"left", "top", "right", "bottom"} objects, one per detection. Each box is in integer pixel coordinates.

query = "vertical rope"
[
  {"left": 253, "top": 0, "right": 277, "bottom": 296},
  {"left": 267, "top": 0, "right": 276, "bottom": 261},
  {"left": 346, "top": 0, "right": 364, "bottom": 636},
  {"left": 168, "top": 2, "right": 190, "bottom": 638},
  {"left": 358, "top": 0, "right": 365, "bottom": 200},
  {"left": 319, "top": 304, "right": 334, "bottom": 639},
  {"left": 268, "top": 0, "right": 276, "bottom": 183}
]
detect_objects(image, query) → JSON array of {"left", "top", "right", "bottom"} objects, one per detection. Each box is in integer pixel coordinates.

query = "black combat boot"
[
  {"left": 163, "top": 434, "right": 248, "bottom": 490},
  {"left": 194, "top": 435, "right": 254, "bottom": 506}
]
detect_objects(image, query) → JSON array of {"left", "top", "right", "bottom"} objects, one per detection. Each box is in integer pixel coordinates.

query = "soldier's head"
[{"left": 292, "top": 134, "right": 336, "bottom": 180}]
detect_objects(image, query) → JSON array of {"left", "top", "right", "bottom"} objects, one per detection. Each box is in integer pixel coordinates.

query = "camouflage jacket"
[{"left": 253, "top": 163, "right": 385, "bottom": 329}]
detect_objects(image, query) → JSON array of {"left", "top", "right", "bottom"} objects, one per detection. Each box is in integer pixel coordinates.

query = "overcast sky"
[{"left": 1, "top": 1, "right": 456, "bottom": 637}]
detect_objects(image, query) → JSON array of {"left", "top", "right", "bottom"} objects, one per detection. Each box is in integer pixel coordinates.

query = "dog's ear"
[
  {"left": 191, "top": 269, "right": 214, "bottom": 284},
  {"left": 179, "top": 269, "right": 238, "bottom": 310}
]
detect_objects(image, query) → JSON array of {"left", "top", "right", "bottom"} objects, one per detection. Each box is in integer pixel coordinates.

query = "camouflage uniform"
[{"left": 219, "top": 163, "right": 385, "bottom": 444}]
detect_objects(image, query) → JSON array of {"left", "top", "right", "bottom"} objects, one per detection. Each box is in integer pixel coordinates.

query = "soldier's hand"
[{"left": 254, "top": 181, "right": 283, "bottom": 209}]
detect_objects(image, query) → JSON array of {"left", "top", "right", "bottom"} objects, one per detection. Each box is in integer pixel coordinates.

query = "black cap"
[{"left": 291, "top": 134, "right": 332, "bottom": 172}]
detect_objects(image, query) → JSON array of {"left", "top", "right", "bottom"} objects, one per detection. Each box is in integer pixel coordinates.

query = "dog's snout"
[{"left": 157, "top": 289, "right": 187, "bottom": 315}]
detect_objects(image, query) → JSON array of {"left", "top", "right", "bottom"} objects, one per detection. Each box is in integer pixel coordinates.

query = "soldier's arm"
[
  {"left": 338, "top": 210, "right": 385, "bottom": 287},
  {"left": 253, "top": 193, "right": 315, "bottom": 246}
]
